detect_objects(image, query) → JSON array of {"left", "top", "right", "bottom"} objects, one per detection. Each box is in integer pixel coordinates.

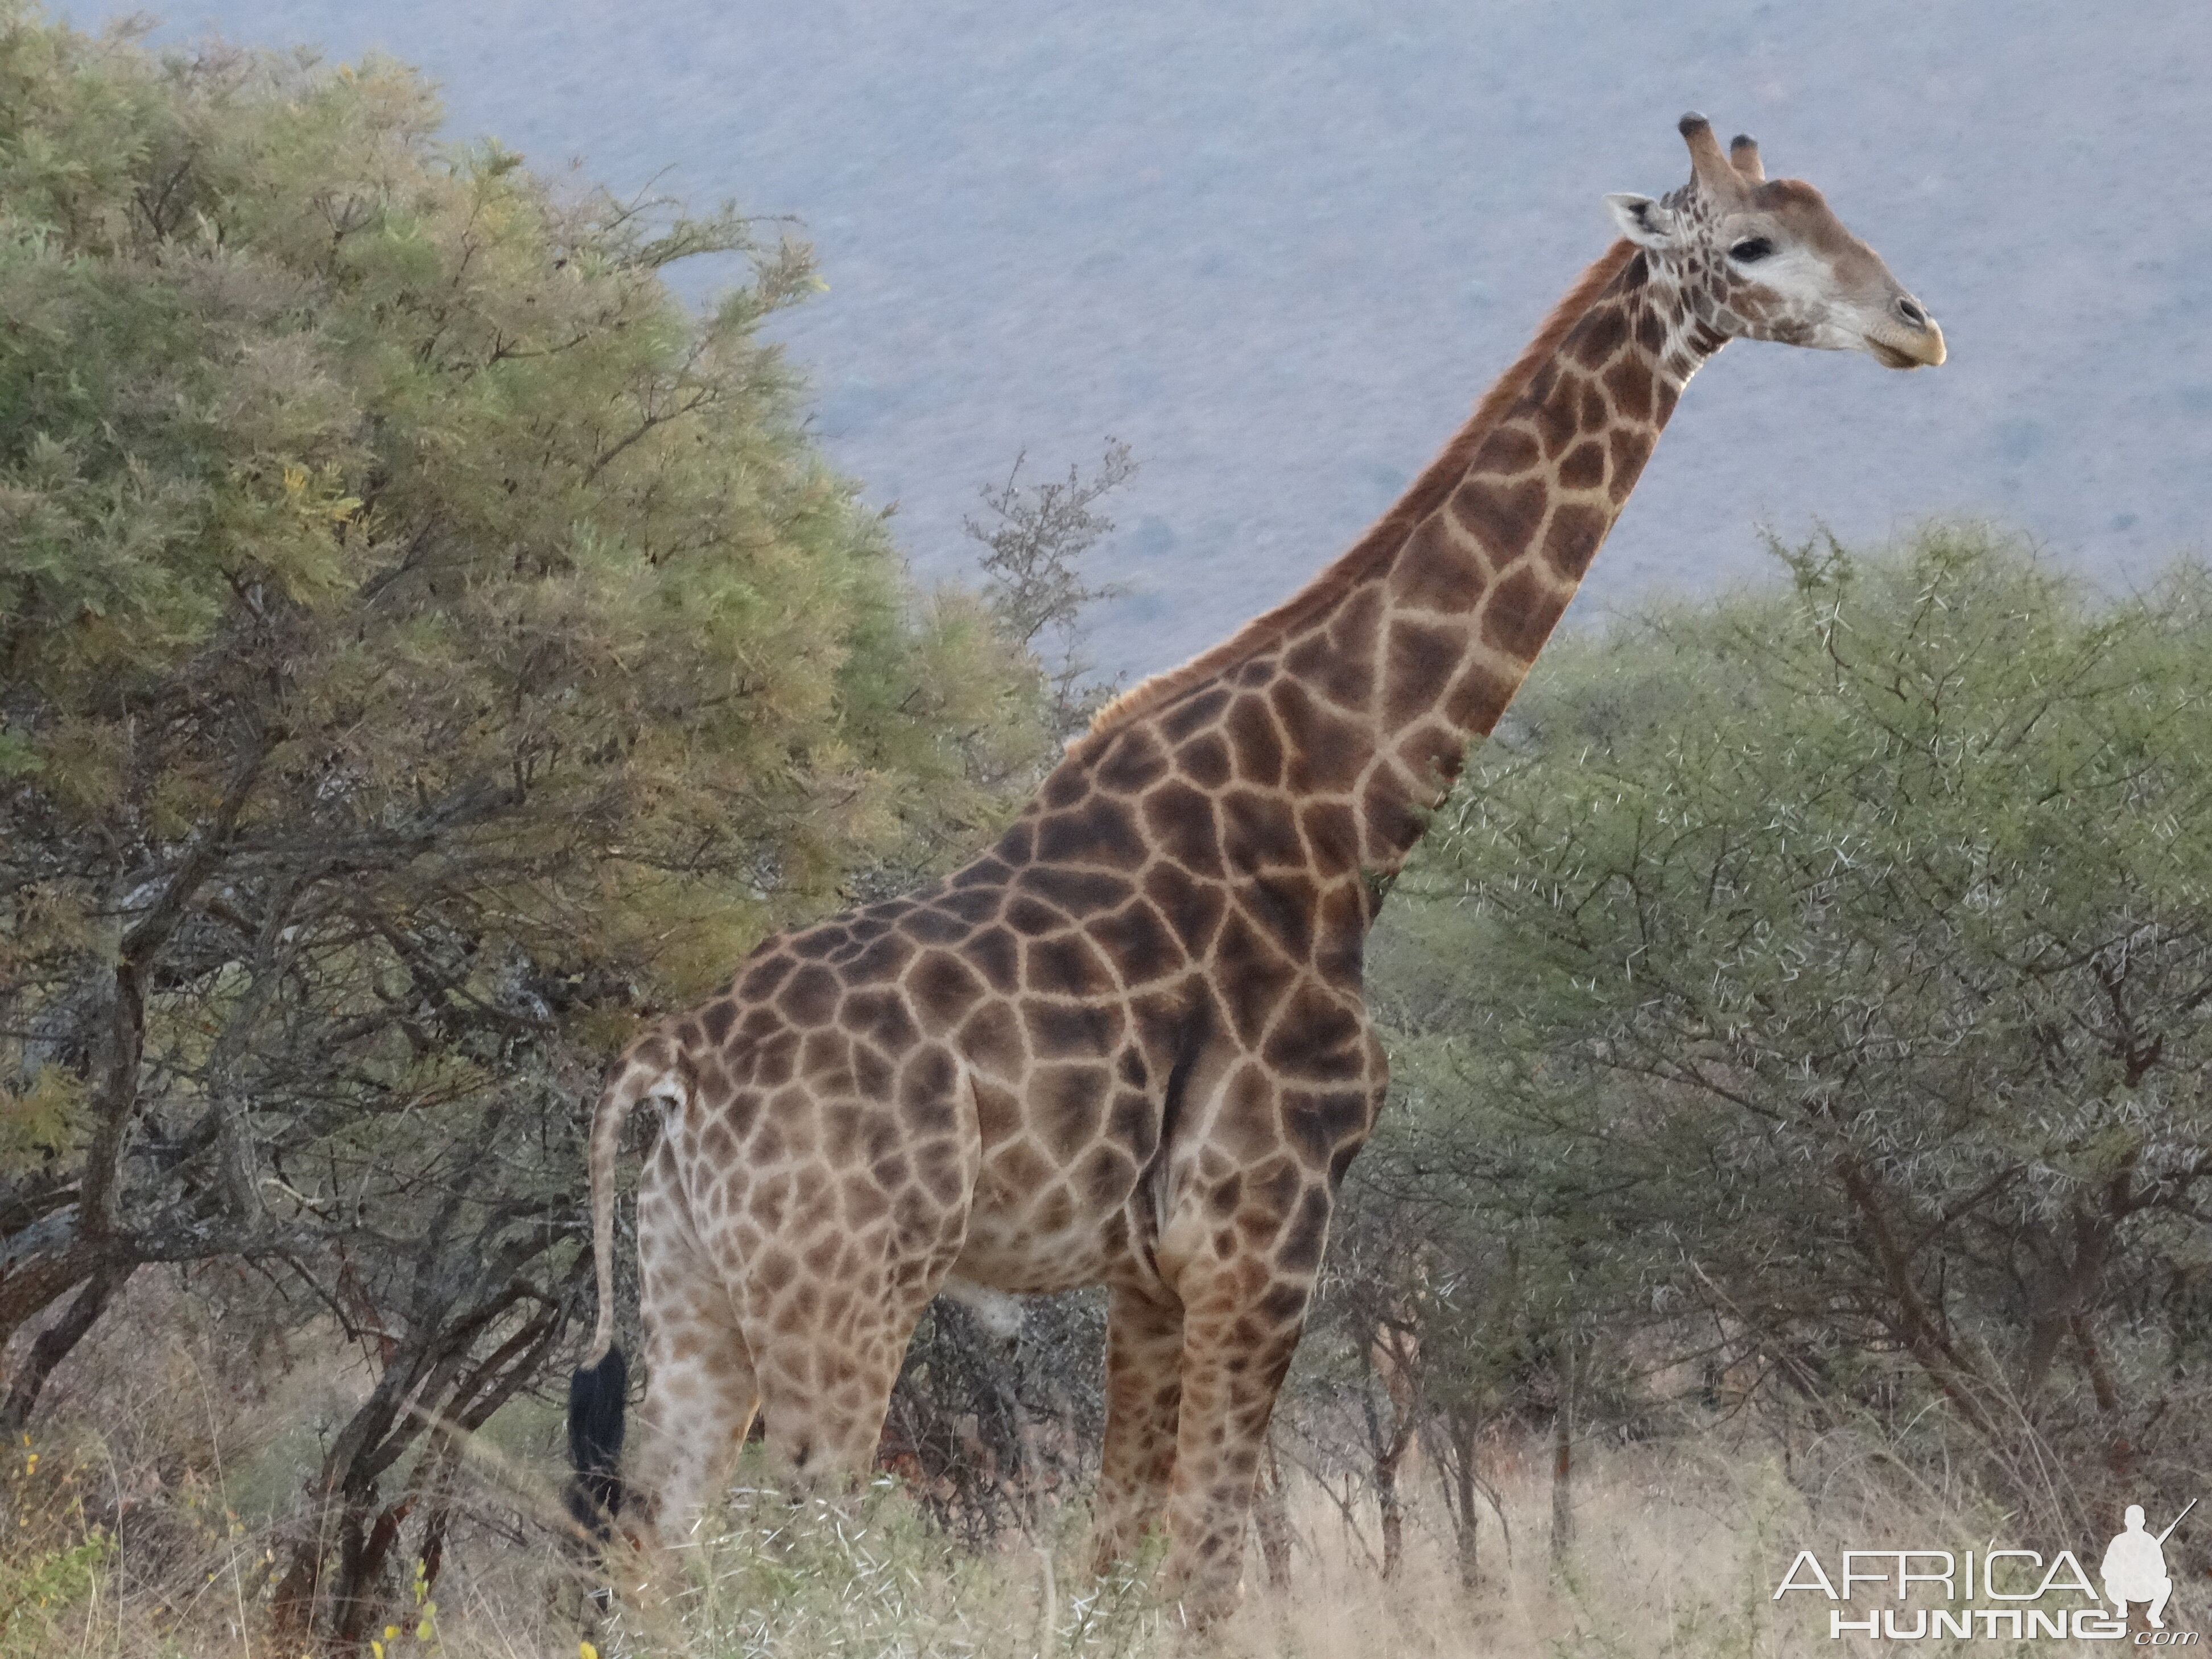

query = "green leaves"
[
  {"left": 0, "top": 1065, "right": 82, "bottom": 1178},
  {"left": 0, "top": 12, "right": 1070, "bottom": 1626},
  {"left": 0, "top": 0, "right": 1058, "bottom": 1480},
  {"left": 0, "top": 10, "right": 1055, "bottom": 980},
  {"left": 1381, "top": 528, "right": 2212, "bottom": 1491}
]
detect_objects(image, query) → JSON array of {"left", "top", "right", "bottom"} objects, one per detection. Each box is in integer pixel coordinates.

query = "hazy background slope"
[{"left": 53, "top": 0, "right": 2212, "bottom": 678}]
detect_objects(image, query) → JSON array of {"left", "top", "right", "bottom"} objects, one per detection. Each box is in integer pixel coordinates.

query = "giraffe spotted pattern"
[{"left": 572, "top": 113, "right": 1942, "bottom": 1621}]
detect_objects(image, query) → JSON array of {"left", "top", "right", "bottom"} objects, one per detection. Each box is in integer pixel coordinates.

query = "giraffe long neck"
[
  {"left": 1057, "top": 245, "right": 1723, "bottom": 913},
  {"left": 1290, "top": 247, "right": 1719, "bottom": 876}
]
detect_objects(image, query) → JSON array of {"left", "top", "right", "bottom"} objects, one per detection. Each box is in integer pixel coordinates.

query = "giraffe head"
[{"left": 1604, "top": 113, "right": 1944, "bottom": 370}]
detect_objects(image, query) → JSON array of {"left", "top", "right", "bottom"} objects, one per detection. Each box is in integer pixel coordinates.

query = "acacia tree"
[
  {"left": 1389, "top": 528, "right": 2212, "bottom": 1540},
  {"left": 0, "top": 11, "right": 1054, "bottom": 1641},
  {"left": 873, "top": 448, "right": 1140, "bottom": 1542},
  {"left": 968, "top": 441, "right": 1134, "bottom": 741},
  {"left": 1302, "top": 1038, "right": 1614, "bottom": 1589}
]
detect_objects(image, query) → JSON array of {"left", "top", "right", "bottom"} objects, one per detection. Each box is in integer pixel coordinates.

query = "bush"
[
  {"left": 1370, "top": 527, "right": 2212, "bottom": 1553},
  {"left": 0, "top": 5, "right": 1058, "bottom": 1640}
]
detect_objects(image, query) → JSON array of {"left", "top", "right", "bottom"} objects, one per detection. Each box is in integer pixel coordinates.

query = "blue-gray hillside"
[{"left": 59, "top": 0, "right": 2212, "bottom": 678}]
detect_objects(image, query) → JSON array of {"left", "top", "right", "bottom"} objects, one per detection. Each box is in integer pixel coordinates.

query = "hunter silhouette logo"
[
  {"left": 1774, "top": 1498, "right": 2199, "bottom": 1642},
  {"left": 2104, "top": 1501, "right": 2194, "bottom": 1631}
]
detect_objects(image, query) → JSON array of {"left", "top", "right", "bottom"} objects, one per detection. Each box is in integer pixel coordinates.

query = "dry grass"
[
  {"left": 18, "top": 1400, "right": 2171, "bottom": 1659},
  {"left": 3, "top": 1290, "right": 2185, "bottom": 1659}
]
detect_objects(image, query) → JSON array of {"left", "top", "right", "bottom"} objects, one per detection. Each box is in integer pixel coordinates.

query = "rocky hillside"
[{"left": 60, "top": 0, "right": 2212, "bottom": 676}]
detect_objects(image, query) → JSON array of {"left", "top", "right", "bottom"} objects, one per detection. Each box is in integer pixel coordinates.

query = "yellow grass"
[{"left": 22, "top": 1419, "right": 2165, "bottom": 1658}]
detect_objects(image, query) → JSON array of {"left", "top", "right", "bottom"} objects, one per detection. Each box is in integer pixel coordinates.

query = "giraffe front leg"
[
  {"left": 1091, "top": 1284, "right": 1185, "bottom": 1576},
  {"left": 1157, "top": 1162, "right": 1332, "bottom": 1624}
]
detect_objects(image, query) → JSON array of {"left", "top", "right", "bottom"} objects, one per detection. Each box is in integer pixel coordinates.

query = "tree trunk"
[
  {"left": 1439, "top": 1406, "right": 1479, "bottom": 1591},
  {"left": 0, "top": 1208, "right": 100, "bottom": 1354},
  {"left": 1550, "top": 1340, "right": 1575, "bottom": 1563},
  {"left": 1359, "top": 1375, "right": 1413, "bottom": 1580},
  {"left": 0, "top": 1261, "right": 131, "bottom": 1433},
  {"left": 2071, "top": 1314, "right": 2133, "bottom": 1478},
  {"left": 1253, "top": 1433, "right": 1293, "bottom": 1591},
  {"left": 273, "top": 1275, "right": 570, "bottom": 1652},
  {"left": 1376, "top": 1445, "right": 1405, "bottom": 1580}
]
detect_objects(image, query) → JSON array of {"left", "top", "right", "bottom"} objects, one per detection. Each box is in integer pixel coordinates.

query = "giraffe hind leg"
[
  {"left": 628, "top": 1302, "right": 760, "bottom": 1552},
  {"left": 739, "top": 1232, "right": 959, "bottom": 1492},
  {"left": 626, "top": 1140, "right": 762, "bottom": 1558},
  {"left": 724, "top": 1075, "right": 977, "bottom": 1493}
]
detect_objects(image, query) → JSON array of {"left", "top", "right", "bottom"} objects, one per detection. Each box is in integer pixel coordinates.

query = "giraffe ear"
[{"left": 1605, "top": 192, "right": 1678, "bottom": 250}]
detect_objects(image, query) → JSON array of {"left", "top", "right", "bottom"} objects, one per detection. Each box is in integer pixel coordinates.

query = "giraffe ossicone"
[{"left": 567, "top": 112, "right": 1942, "bottom": 1621}]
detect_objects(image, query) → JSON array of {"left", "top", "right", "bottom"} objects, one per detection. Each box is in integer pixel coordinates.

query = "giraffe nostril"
[{"left": 1895, "top": 297, "right": 1929, "bottom": 329}]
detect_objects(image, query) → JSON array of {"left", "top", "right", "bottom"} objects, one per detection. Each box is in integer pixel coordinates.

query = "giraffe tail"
[
  {"left": 567, "top": 1053, "right": 672, "bottom": 1540},
  {"left": 564, "top": 1345, "right": 627, "bottom": 1541},
  {"left": 580, "top": 1054, "right": 670, "bottom": 1365}
]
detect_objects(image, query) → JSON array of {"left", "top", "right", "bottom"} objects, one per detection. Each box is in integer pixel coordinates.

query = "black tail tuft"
[{"left": 564, "top": 1346, "right": 628, "bottom": 1540}]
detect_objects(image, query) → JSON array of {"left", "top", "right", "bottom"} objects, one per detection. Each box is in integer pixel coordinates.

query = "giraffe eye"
[{"left": 1729, "top": 237, "right": 1775, "bottom": 263}]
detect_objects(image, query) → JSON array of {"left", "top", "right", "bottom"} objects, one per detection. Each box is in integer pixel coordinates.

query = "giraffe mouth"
[{"left": 1863, "top": 327, "right": 1945, "bottom": 370}]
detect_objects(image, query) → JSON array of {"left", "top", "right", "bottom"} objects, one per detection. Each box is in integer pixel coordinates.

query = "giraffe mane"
[{"left": 1075, "top": 237, "right": 1639, "bottom": 753}]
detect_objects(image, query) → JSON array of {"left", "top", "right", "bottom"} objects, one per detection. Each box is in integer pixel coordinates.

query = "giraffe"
[{"left": 567, "top": 113, "right": 1943, "bottom": 1619}]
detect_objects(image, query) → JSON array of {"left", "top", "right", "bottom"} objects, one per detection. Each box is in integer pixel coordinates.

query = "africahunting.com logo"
[{"left": 1774, "top": 1499, "right": 2198, "bottom": 1643}]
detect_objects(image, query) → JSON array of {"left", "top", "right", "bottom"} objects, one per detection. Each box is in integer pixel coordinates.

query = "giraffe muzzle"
[{"left": 1865, "top": 296, "right": 1945, "bottom": 368}]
